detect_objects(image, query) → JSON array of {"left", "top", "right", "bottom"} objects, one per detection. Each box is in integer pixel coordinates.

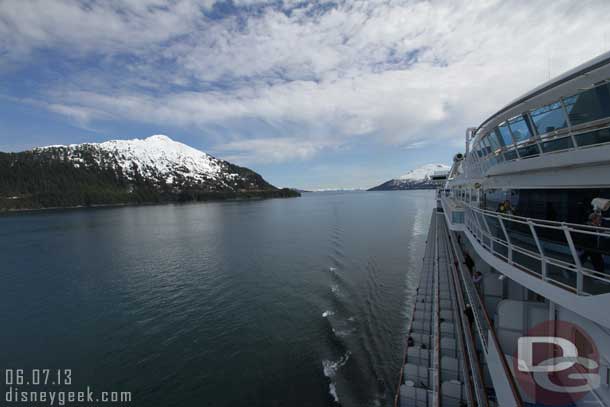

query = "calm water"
[{"left": 0, "top": 190, "right": 433, "bottom": 407}]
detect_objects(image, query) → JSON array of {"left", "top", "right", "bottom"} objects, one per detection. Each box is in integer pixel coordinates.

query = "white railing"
[
  {"left": 460, "top": 200, "right": 610, "bottom": 295},
  {"left": 439, "top": 193, "right": 464, "bottom": 227},
  {"left": 445, "top": 224, "right": 523, "bottom": 406}
]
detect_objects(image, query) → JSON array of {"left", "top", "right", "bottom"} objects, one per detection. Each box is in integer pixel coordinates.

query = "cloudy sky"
[{"left": 1, "top": 0, "right": 609, "bottom": 189}]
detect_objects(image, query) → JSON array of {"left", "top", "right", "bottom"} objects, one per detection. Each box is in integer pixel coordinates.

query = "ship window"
[
  {"left": 487, "top": 131, "right": 502, "bottom": 150},
  {"left": 563, "top": 83, "right": 610, "bottom": 126},
  {"left": 508, "top": 115, "right": 532, "bottom": 143},
  {"left": 497, "top": 123, "right": 513, "bottom": 146},
  {"left": 541, "top": 136, "right": 573, "bottom": 153},
  {"left": 481, "top": 137, "right": 492, "bottom": 156},
  {"left": 574, "top": 127, "right": 610, "bottom": 147},
  {"left": 504, "top": 150, "right": 518, "bottom": 161},
  {"left": 517, "top": 144, "right": 539, "bottom": 158},
  {"left": 530, "top": 101, "right": 568, "bottom": 134}
]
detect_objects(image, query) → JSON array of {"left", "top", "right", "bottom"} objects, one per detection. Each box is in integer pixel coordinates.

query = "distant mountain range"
[
  {"left": 0, "top": 135, "right": 298, "bottom": 211},
  {"left": 368, "top": 163, "right": 450, "bottom": 191}
]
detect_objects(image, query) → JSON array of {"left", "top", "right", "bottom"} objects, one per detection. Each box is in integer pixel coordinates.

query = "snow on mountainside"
[
  {"left": 368, "top": 163, "right": 450, "bottom": 191},
  {"left": 0, "top": 135, "right": 299, "bottom": 211},
  {"left": 397, "top": 163, "right": 451, "bottom": 181},
  {"left": 34, "top": 135, "right": 270, "bottom": 191}
]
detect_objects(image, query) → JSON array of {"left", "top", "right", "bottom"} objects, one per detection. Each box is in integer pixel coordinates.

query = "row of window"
[{"left": 469, "top": 81, "right": 610, "bottom": 170}]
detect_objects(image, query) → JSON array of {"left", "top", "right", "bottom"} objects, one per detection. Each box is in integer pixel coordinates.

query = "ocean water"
[{"left": 0, "top": 190, "right": 434, "bottom": 407}]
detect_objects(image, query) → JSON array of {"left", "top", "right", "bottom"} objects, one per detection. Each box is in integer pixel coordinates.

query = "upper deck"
[
  {"left": 457, "top": 51, "right": 610, "bottom": 185},
  {"left": 443, "top": 52, "right": 610, "bottom": 328}
]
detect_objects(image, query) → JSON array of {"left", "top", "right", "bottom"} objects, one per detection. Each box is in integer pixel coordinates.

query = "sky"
[{"left": 1, "top": 0, "right": 610, "bottom": 190}]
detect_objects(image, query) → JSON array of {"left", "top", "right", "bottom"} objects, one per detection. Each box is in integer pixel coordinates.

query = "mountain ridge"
[
  {"left": 368, "top": 163, "right": 450, "bottom": 191},
  {"left": 0, "top": 135, "right": 298, "bottom": 211}
]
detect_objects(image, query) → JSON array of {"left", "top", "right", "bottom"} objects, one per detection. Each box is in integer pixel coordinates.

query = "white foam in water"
[
  {"left": 322, "top": 310, "right": 335, "bottom": 318},
  {"left": 329, "top": 383, "right": 339, "bottom": 403},
  {"left": 322, "top": 351, "right": 351, "bottom": 403},
  {"left": 329, "top": 267, "right": 337, "bottom": 272},
  {"left": 332, "top": 328, "right": 354, "bottom": 337},
  {"left": 331, "top": 284, "right": 339, "bottom": 293},
  {"left": 347, "top": 316, "right": 356, "bottom": 322}
]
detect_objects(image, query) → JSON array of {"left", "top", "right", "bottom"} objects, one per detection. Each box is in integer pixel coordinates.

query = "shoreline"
[{"left": 0, "top": 191, "right": 300, "bottom": 215}]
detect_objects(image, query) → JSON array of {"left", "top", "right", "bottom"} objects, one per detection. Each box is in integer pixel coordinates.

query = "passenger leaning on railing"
[
  {"left": 497, "top": 200, "right": 514, "bottom": 215},
  {"left": 579, "top": 210, "right": 605, "bottom": 274}
]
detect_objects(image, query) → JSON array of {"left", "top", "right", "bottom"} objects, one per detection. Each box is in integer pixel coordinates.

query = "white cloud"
[
  {"left": 214, "top": 137, "right": 331, "bottom": 164},
  {"left": 2, "top": 0, "right": 610, "bottom": 162}
]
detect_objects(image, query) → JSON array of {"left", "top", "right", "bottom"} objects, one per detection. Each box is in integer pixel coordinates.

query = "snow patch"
[
  {"left": 397, "top": 163, "right": 451, "bottom": 181},
  {"left": 35, "top": 135, "right": 241, "bottom": 187}
]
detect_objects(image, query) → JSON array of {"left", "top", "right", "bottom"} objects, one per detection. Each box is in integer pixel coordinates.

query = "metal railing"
[
  {"left": 440, "top": 193, "right": 464, "bottom": 227},
  {"left": 459, "top": 199, "right": 610, "bottom": 295},
  {"left": 439, "top": 222, "right": 485, "bottom": 407},
  {"left": 446, "top": 225, "right": 523, "bottom": 406}
]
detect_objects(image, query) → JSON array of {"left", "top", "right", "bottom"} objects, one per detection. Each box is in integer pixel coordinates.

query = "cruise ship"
[{"left": 395, "top": 52, "right": 610, "bottom": 406}]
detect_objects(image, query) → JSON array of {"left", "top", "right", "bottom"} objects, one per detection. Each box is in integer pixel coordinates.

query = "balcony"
[{"left": 457, "top": 201, "right": 610, "bottom": 328}]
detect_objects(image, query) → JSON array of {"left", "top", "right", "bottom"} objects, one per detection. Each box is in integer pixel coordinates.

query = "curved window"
[
  {"left": 481, "top": 137, "right": 492, "bottom": 156},
  {"left": 564, "top": 83, "right": 610, "bottom": 126},
  {"left": 475, "top": 143, "right": 483, "bottom": 158},
  {"left": 497, "top": 122, "right": 513, "bottom": 146},
  {"left": 530, "top": 101, "right": 568, "bottom": 135},
  {"left": 508, "top": 115, "right": 532, "bottom": 143},
  {"left": 487, "top": 130, "right": 502, "bottom": 150}
]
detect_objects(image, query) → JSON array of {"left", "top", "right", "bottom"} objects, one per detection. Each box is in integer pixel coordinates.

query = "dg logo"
[{"left": 513, "top": 320, "right": 600, "bottom": 406}]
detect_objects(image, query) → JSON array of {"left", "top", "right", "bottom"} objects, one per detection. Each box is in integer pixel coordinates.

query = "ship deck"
[{"left": 395, "top": 207, "right": 516, "bottom": 407}]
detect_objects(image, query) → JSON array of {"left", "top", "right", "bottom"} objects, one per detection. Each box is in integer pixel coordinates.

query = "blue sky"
[{"left": 1, "top": 0, "right": 609, "bottom": 189}]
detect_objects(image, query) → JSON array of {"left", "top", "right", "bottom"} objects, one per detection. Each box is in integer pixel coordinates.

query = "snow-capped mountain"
[
  {"left": 35, "top": 134, "right": 269, "bottom": 191},
  {"left": 368, "top": 163, "right": 450, "bottom": 191},
  {"left": 1, "top": 135, "right": 297, "bottom": 210}
]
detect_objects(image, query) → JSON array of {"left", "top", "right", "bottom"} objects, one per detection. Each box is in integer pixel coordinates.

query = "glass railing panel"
[
  {"left": 492, "top": 241, "right": 508, "bottom": 259},
  {"left": 452, "top": 211, "right": 464, "bottom": 224},
  {"left": 503, "top": 150, "right": 518, "bottom": 161},
  {"left": 569, "top": 230, "right": 610, "bottom": 276},
  {"left": 582, "top": 270, "right": 610, "bottom": 294},
  {"left": 533, "top": 225, "right": 575, "bottom": 264},
  {"left": 516, "top": 143, "right": 540, "bottom": 158},
  {"left": 513, "top": 250, "right": 542, "bottom": 275},
  {"left": 501, "top": 218, "right": 539, "bottom": 254},
  {"left": 546, "top": 263, "right": 577, "bottom": 291},
  {"left": 574, "top": 127, "right": 610, "bottom": 147},
  {"left": 540, "top": 135, "right": 573, "bottom": 153}
]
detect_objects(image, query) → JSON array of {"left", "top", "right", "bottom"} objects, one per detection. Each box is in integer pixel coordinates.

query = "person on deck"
[
  {"left": 579, "top": 210, "right": 605, "bottom": 274},
  {"left": 473, "top": 271, "right": 483, "bottom": 294}
]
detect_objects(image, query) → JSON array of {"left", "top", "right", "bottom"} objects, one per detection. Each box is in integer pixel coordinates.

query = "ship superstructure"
[{"left": 396, "top": 52, "right": 610, "bottom": 406}]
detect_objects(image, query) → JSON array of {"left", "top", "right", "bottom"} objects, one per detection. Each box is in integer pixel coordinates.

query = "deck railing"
[
  {"left": 445, "top": 224, "right": 523, "bottom": 406},
  {"left": 458, "top": 199, "right": 610, "bottom": 295}
]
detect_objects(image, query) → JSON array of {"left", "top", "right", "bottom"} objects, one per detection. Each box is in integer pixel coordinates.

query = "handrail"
[
  {"left": 451, "top": 197, "right": 610, "bottom": 295},
  {"left": 446, "top": 227, "right": 524, "bottom": 406},
  {"left": 440, "top": 222, "right": 488, "bottom": 407},
  {"left": 464, "top": 201, "right": 610, "bottom": 235},
  {"left": 433, "top": 212, "right": 441, "bottom": 407}
]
